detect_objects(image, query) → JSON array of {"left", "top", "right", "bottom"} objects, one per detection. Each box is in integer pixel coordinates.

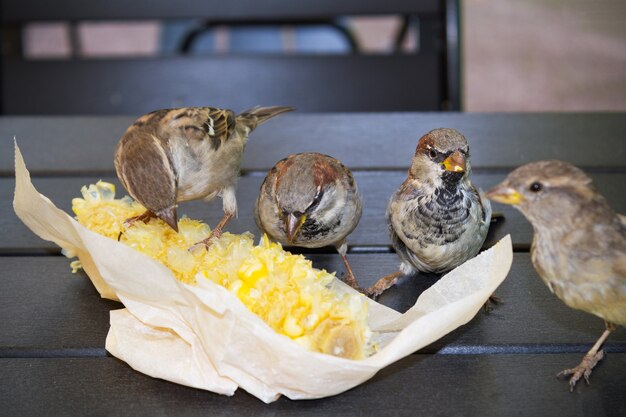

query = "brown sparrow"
[
  {"left": 368, "top": 128, "right": 491, "bottom": 298},
  {"left": 114, "top": 106, "right": 293, "bottom": 247},
  {"left": 254, "top": 153, "right": 364, "bottom": 291},
  {"left": 487, "top": 160, "right": 626, "bottom": 391}
]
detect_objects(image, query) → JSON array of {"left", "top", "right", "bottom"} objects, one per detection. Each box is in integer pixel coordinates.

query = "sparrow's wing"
[
  {"left": 475, "top": 187, "right": 492, "bottom": 224},
  {"left": 619, "top": 213, "right": 626, "bottom": 229},
  {"left": 114, "top": 132, "right": 177, "bottom": 216},
  {"left": 253, "top": 170, "right": 278, "bottom": 233},
  {"left": 167, "top": 107, "right": 236, "bottom": 151},
  {"left": 205, "top": 107, "right": 237, "bottom": 143}
]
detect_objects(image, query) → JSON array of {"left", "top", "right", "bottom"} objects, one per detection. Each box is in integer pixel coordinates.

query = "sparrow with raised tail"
[
  {"left": 487, "top": 160, "right": 626, "bottom": 391},
  {"left": 114, "top": 106, "right": 293, "bottom": 247},
  {"left": 255, "top": 152, "right": 364, "bottom": 291},
  {"left": 367, "top": 128, "right": 491, "bottom": 298}
]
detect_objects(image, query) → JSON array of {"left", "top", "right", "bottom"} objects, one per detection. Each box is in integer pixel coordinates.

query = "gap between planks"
[
  {"left": 2, "top": 166, "right": 626, "bottom": 179},
  {"left": 0, "top": 243, "right": 531, "bottom": 257},
  {"left": 3, "top": 343, "right": 626, "bottom": 360}
]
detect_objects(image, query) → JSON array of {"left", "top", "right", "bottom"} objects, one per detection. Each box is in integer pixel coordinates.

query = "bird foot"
[
  {"left": 557, "top": 350, "right": 605, "bottom": 392},
  {"left": 365, "top": 271, "right": 403, "bottom": 300},
  {"left": 365, "top": 287, "right": 384, "bottom": 301},
  {"left": 338, "top": 269, "right": 367, "bottom": 294},
  {"left": 341, "top": 275, "right": 367, "bottom": 295},
  {"left": 123, "top": 211, "right": 156, "bottom": 228},
  {"left": 119, "top": 211, "right": 157, "bottom": 241},
  {"left": 189, "top": 229, "right": 223, "bottom": 253},
  {"left": 483, "top": 294, "right": 502, "bottom": 313}
]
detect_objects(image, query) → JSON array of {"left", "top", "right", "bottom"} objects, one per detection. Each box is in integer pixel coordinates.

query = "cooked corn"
[{"left": 71, "top": 182, "right": 372, "bottom": 359}]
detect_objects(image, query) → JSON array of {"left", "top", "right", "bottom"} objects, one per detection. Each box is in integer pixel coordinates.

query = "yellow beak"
[
  {"left": 442, "top": 150, "right": 466, "bottom": 173},
  {"left": 285, "top": 213, "right": 306, "bottom": 243},
  {"left": 486, "top": 185, "right": 524, "bottom": 205}
]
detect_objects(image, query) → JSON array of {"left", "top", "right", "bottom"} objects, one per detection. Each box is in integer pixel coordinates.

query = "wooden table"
[{"left": 1, "top": 113, "right": 624, "bottom": 416}]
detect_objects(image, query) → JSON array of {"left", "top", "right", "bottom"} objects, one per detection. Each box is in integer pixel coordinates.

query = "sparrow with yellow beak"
[
  {"left": 115, "top": 106, "right": 293, "bottom": 248},
  {"left": 487, "top": 160, "right": 625, "bottom": 391},
  {"left": 367, "top": 128, "right": 491, "bottom": 298},
  {"left": 255, "top": 153, "right": 364, "bottom": 291}
]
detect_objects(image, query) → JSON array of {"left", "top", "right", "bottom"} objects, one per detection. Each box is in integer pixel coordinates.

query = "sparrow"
[
  {"left": 367, "top": 128, "right": 492, "bottom": 298},
  {"left": 487, "top": 160, "right": 626, "bottom": 391},
  {"left": 114, "top": 106, "right": 293, "bottom": 247},
  {"left": 254, "top": 152, "right": 364, "bottom": 291}
]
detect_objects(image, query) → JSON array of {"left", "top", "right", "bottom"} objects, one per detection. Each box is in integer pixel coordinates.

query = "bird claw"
[
  {"left": 557, "top": 350, "right": 605, "bottom": 392},
  {"left": 339, "top": 272, "right": 368, "bottom": 295},
  {"left": 189, "top": 229, "right": 223, "bottom": 253},
  {"left": 188, "top": 240, "right": 210, "bottom": 253},
  {"left": 365, "top": 288, "right": 382, "bottom": 300},
  {"left": 365, "top": 271, "right": 403, "bottom": 300},
  {"left": 123, "top": 211, "right": 156, "bottom": 229},
  {"left": 483, "top": 294, "right": 502, "bottom": 313}
]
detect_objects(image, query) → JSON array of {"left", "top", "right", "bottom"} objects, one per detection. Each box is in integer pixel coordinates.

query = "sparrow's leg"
[
  {"left": 366, "top": 271, "right": 403, "bottom": 299},
  {"left": 557, "top": 321, "right": 616, "bottom": 391},
  {"left": 335, "top": 241, "right": 365, "bottom": 293},
  {"left": 190, "top": 187, "right": 237, "bottom": 251}
]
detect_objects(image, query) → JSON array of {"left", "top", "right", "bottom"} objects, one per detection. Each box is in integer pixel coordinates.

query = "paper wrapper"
[{"left": 13, "top": 143, "right": 513, "bottom": 403}]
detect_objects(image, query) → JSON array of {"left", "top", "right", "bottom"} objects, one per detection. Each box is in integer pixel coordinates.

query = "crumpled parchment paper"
[{"left": 13, "top": 143, "right": 513, "bottom": 403}]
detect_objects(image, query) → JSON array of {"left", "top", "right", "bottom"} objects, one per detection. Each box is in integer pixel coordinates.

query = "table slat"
[
  {"left": 3, "top": 172, "right": 625, "bottom": 252},
  {"left": 2, "top": 255, "right": 624, "bottom": 354},
  {"left": 1, "top": 113, "right": 625, "bottom": 173},
  {"left": 1, "top": 355, "right": 624, "bottom": 416}
]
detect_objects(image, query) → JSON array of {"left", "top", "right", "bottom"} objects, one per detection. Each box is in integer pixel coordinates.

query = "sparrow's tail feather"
[{"left": 238, "top": 106, "right": 295, "bottom": 130}]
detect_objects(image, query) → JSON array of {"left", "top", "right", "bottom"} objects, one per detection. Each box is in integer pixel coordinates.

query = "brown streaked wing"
[
  {"left": 115, "top": 131, "right": 177, "bottom": 215},
  {"left": 207, "top": 107, "right": 236, "bottom": 142}
]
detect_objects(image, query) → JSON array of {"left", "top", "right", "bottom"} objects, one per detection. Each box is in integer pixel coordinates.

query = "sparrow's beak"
[
  {"left": 442, "top": 150, "right": 466, "bottom": 173},
  {"left": 486, "top": 185, "right": 524, "bottom": 205},
  {"left": 285, "top": 213, "right": 306, "bottom": 243}
]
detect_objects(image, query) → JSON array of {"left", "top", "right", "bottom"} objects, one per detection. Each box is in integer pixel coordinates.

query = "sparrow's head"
[
  {"left": 271, "top": 153, "right": 355, "bottom": 244},
  {"left": 409, "top": 128, "right": 470, "bottom": 187},
  {"left": 486, "top": 160, "right": 597, "bottom": 226}
]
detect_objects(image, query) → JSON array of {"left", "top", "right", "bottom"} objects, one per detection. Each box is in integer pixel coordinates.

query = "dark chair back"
[{"left": 1, "top": 0, "right": 460, "bottom": 114}]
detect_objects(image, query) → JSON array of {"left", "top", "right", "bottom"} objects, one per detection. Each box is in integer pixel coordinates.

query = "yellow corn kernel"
[
  {"left": 71, "top": 182, "right": 373, "bottom": 359},
  {"left": 69, "top": 260, "right": 83, "bottom": 273},
  {"left": 283, "top": 316, "right": 304, "bottom": 338}
]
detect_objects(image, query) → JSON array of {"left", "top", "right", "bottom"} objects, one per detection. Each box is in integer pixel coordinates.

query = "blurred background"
[{"left": 2, "top": 0, "right": 625, "bottom": 113}]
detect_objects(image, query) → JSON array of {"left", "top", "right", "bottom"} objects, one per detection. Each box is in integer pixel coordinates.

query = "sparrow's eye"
[
  {"left": 428, "top": 149, "right": 437, "bottom": 159},
  {"left": 529, "top": 182, "right": 543, "bottom": 193}
]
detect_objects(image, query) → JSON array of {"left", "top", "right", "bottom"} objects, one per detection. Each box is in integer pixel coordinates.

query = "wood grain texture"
[
  {"left": 2, "top": 172, "right": 625, "bottom": 252},
  {"left": 1, "top": 113, "right": 625, "bottom": 174},
  {"left": 2, "top": 255, "right": 624, "bottom": 353},
  {"left": 1, "top": 113, "right": 624, "bottom": 416},
  {"left": 1, "top": 355, "right": 624, "bottom": 416}
]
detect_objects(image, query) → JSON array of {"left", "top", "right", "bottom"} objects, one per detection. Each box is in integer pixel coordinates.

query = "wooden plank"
[
  {"left": 1, "top": 0, "right": 441, "bottom": 21},
  {"left": 0, "top": 256, "right": 121, "bottom": 353},
  {"left": 1, "top": 113, "right": 624, "bottom": 173},
  {"left": 2, "top": 172, "right": 625, "bottom": 252},
  {"left": 1, "top": 55, "right": 442, "bottom": 115},
  {"left": 1, "top": 355, "right": 624, "bottom": 416},
  {"left": 2, "top": 255, "right": 625, "bottom": 354}
]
